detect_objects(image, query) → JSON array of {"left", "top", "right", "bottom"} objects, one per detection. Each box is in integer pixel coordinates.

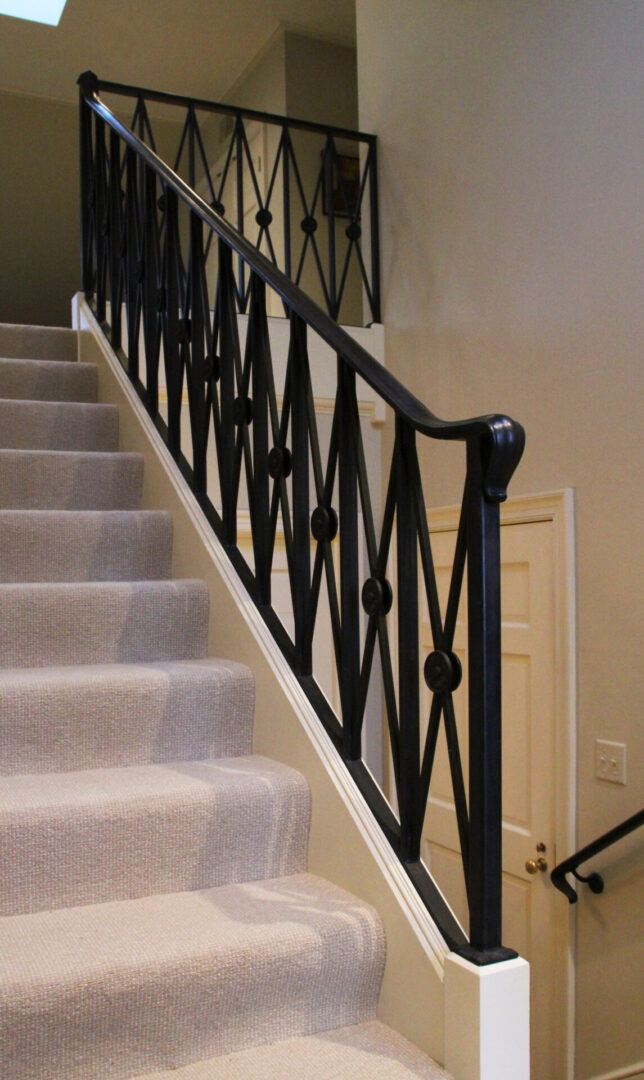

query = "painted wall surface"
[
  {"left": 218, "top": 30, "right": 363, "bottom": 323},
  {"left": 355, "top": 2, "right": 644, "bottom": 1077},
  {"left": 0, "top": 89, "right": 185, "bottom": 327},
  {"left": 0, "top": 91, "right": 79, "bottom": 326}
]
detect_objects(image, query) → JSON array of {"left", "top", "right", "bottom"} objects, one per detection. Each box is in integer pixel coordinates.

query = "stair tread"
[
  {"left": 0, "top": 754, "right": 306, "bottom": 813},
  {"left": 0, "top": 756, "right": 310, "bottom": 914},
  {"left": 0, "top": 357, "right": 90, "bottom": 371},
  {"left": 1, "top": 871, "right": 383, "bottom": 995},
  {"left": 0, "top": 446, "right": 135, "bottom": 460},
  {"left": 131, "top": 1021, "right": 451, "bottom": 1079},
  {"left": 1, "top": 874, "right": 385, "bottom": 1080},
  {"left": 0, "top": 397, "right": 114, "bottom": 410},
  {"left": 0, "top": 655, "right": 252, "bottom": 691}
]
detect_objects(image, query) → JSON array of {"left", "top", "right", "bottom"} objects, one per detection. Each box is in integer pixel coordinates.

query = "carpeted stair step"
[
  {"left": 0, "top": 399, "right": 119, "bottom": 451},
  {"left": 0, "top": 356, "right": 97, "bottom": 401},
  {"left": 0, "top": 756, "right": 310, "bottom": 915},
  {"left": 0, "top": 658, "right": 254, "bottom": 775},
  {"left": 0, "top": 579, "right": 209, "bottom": 668},
  {"left": 0, "top": 873, "right": 385, "bottom": 1080},
  {"left": 131, "top": 1020, "right": 452, "bottom": 1079},
  {"left": 0, "top": 510, "right": 173, "bottom": 582},
  {"left": 0, "top": 322, "right": 78, "bottom": 362},
  {"left": 0, "top": 448, "right": 143, "bottom": 509}
]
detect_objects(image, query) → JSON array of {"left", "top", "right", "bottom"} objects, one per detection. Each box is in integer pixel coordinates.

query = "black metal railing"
[
  {"left": 92, "top": 74, "right": 380, "bottom": 327},
  {"left": 551, "top": 809, "right": 644, "bottom": 903},
  {"left": 79, "top": 70, "right": 525, "bottom": 965}
]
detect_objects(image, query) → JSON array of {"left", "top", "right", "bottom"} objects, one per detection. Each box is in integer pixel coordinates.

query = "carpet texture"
[
  {"left": 0, "top": 509, "right": 173, "bottom": 582},
  {"left": 0, "top": 357, "right": 97, "bottom": 401},
  {"left": 0, "top": 448, "right": 144, "bottom": 509},
  {"left": 0, "top": 399, "right": 119, "bottom": 451},
  {"left": 0, "top": 322, "right": 451, "bottom": 1080}
]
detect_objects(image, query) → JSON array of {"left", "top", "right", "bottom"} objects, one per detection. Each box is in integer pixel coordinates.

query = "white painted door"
[{"left": 422, "top": 515, "right": 570, "bottom": 1080}]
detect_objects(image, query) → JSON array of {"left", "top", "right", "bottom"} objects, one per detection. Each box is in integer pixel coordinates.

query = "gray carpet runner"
[{"left": 0, "top": 323, "right": 450, "bottom": 1080}]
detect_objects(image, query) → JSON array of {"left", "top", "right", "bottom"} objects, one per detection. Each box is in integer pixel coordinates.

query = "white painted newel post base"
[{"left": 444, "top": 953, "right": 530, "bottom": 1080}]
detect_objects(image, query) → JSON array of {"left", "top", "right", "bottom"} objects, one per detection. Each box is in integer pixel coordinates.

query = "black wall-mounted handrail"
[
  {"left": 78, "top": 69, "right": 525, "bottom": 965},
  {"left": 551, "top": 809, "right": 644, "bottom": 903}
]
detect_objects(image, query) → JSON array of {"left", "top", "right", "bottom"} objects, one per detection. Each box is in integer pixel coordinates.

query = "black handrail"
[
  {"left": 78, "top": 70, "right": 525, "bottom": 965},
  {"left": 551, "top": 809, "right": 644, "bottom": 903},
  {"left": 97, "top": 76, "right": 378, "bottom": 144},
  {"left": 93, "top": 75, "right": 381, "bottom": 325}
]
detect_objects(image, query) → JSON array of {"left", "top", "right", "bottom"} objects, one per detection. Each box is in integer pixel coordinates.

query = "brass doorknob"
[{"left": 525, "top": 856, "right": 548, "bottom": 874}]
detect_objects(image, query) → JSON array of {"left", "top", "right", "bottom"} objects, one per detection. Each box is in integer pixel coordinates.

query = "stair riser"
[
  {"left": 0, "top": 760, "right": 310, "bottom": 915},
  {"left": 0, "top": 581, "right": 209, "bottom": 667},
  {"left": 0, "top": 450, "right": 143, "bottom": 510},
  {"left": 0, "top": 358, "right": 97, "bottom": 401},
  {"left": 0, "top": 660, "right": 254, "bottom": 774},
  {"left": 0, "top": 400, "right": 119, "bottom": 451},
  {"left": 0, "top": 324, "right": 78, "bottom": 362},
  {"left": 0, "top": 511, "right": 173, "bottom": 582}
]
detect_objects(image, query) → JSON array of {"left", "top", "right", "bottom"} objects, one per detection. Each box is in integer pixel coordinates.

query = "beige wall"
[
  {"left": 0, "top": 91, "right": 79, "bottom": 326},
  {"left": 220, "top": 30, "right": 363, "bottom": 324},
  {"left": 0, "top": 88, "right": 186, "bottom": 328},
  {"left": 356, "top": 2, "right": 643, "bottom": 1077}
]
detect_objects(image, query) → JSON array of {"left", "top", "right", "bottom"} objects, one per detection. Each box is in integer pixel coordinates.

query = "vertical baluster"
[
  {"left": 324, "top": 136, "right": 337, "bottom": 319},
  {"left": 78, "top": 76, "right": 96, "bottom": 300},
  {"left": 94, "top": 115, "right": 107, "bottom": 323},
  {"left": 250, "top": 274, "right": 271, "bottom": 605},
  {"left": 108, "top": 128, "right": 122, "bottom": 351},
  {"left": 218, "top": 239, "right": 238, "bottom": 545},
  {"left": 188, "top": 104, "right": 196, "bottom": 189},
  {"left": 143, "top": 166, "right": 160, "bottom": 417},
  {"left": 282, "top": 127, "right": 291, "bottom": 284},
  {"left": 396, "top": 417, "right": 420, "bottom": 861},
  {"left": 367, "top": 139, "right": 381, "bottom": 324},
  {"left": 465, "top": 439, "right": 503, "bottom": 953},
  {"left": 188, "top": 211, "right": 208, "bottom": 493},
  {"left": 338, "top": 358, "right": 360, "bottom": 759},
  {"left": 290, "top": 313, "right": 312, "bottom": 673},
  {"left": 125, "top": 147, "right": 140, "bottom": 381},
  {"left": 236, "top": 117, "right": 245, "bottom": 305},
  {"left": 163, "top": 186, "right": 181, "bottom": 453}
]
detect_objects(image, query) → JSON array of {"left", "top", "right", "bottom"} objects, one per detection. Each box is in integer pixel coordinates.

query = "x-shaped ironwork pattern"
[{"left": 79, "top": 72, "right": 525, "bottom": 965}]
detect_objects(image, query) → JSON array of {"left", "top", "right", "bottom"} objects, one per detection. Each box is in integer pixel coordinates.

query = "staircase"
[{"left": 0, "top": 320, "right": 450, "bottom": 1079}]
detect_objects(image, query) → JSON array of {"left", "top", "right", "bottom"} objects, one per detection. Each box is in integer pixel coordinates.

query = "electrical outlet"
[{"left": 595, "top": 740, "right": 627, "bottom": 784}]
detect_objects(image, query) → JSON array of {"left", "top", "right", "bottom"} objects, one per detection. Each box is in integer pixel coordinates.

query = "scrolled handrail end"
[
  {"left": 478, "top": 414, "right": 526, "bottom": 503},
  {"left": 551, "top": 867, "right": 578, "bottom": 904}
]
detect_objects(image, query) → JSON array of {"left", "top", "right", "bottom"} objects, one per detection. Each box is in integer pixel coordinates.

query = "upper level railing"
[
  {"left": 78, "top": 70, "right": 525, "bottom": 965},
  {"left": 551, "top": 809, "right": 644, "bottom": 903},
  {"left": 92, "top": 75, "right": 380, "bottom": 327}
]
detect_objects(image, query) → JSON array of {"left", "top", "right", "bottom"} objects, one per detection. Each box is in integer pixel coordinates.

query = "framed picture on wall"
[{"left": 322, "top": 153, "right": 361, "bottom": 219}]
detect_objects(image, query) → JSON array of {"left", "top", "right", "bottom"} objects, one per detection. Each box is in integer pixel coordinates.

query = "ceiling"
[{"left": 0, "top": 0, "right": 356, "bottom": 104}]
